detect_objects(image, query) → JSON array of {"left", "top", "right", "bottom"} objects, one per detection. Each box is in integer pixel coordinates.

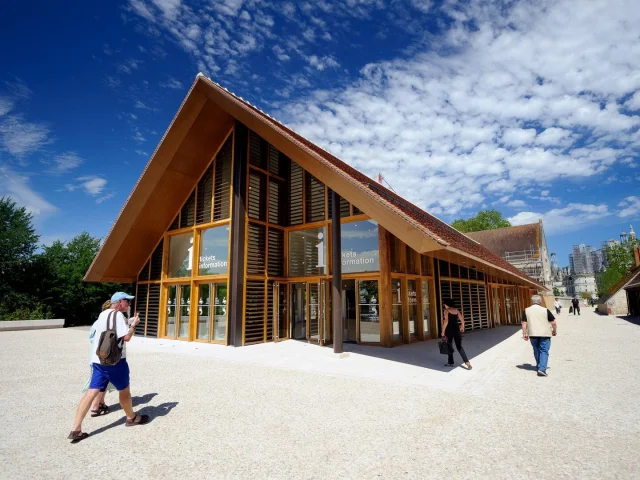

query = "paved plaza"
[{"left": 1, "top": 308, "right": 639, "bottom": 479}]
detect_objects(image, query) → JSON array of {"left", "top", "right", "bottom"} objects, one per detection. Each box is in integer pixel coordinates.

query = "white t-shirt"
[{"left": 90, "top": 309, "right": 129, "bottom": 364}]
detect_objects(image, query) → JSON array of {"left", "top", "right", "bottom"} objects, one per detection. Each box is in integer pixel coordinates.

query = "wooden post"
[
  {"left": 228, "top": 121, "right": 248, "bottom": 347},
  {"left": 378, "top": 226, "right": 392, "bottom": 347},
  {"left": 331, "top": 190, "right": 343, "bottom": 354}
]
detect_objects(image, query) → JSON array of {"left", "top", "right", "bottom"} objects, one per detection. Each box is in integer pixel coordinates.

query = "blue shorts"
[{"left": 90, "top": 359, "right": 130, "bottom": 391}]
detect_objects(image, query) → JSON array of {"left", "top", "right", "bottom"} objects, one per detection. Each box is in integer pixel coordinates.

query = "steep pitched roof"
[
  {"left": 598, "top": 266, "right": 640, "bottom": 303},
  {"left": 466, "top": 223, "right": 540, "bottom": 258},
  {"left": 85, "top": 74, "right": 546, "bottom": 290}
]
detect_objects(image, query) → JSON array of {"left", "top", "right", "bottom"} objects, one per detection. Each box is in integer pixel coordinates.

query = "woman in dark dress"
[{"left": 441, "top": 298, "right": 472, "bottom": 370}]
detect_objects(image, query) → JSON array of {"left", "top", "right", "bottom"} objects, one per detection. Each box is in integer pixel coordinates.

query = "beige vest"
[{"left": 525, "top": 304, "right": 553, "bottom": 337}]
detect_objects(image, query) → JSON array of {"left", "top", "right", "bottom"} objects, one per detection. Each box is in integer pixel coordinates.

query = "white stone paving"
[{"left": 0, "top": 308, "right": 639, "bottom": 479}]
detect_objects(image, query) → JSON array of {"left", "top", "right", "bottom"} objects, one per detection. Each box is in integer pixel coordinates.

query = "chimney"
[{"left": 635, "top": 246, "right": 640, "bottom": 267}]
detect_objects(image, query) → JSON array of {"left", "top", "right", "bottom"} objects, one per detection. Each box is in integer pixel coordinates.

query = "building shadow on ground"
[
  {"left": 338, "top": 325, "right": 520, "bottom": 372},
  {"left": 615, "top": 315, "right": 640, "bottom": 326},
  {"left": 87, "top": 400, "right": 178, "bottom": 439}
]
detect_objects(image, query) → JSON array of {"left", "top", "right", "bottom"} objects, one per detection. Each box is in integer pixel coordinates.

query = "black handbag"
[{"left": 438, "top": 338, "right": 452, "bottom": 355}]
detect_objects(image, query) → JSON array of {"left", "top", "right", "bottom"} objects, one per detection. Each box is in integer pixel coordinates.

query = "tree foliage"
[
  {"left": 0, "top": 197, "right": 130, "bottom": 324},
  {"left": 553, "top": 287, "right": 561, "bottom": 297},
  {"left": 451, "top": 209, "right": 512, "bottom": 233},
  {"left": 596, "top": 238, "right": 640, "bottom": 295}
]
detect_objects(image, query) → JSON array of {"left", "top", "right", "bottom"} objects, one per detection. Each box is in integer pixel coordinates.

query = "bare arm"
[
  {"left": 441, "top": 310, "right": 448, "bottom": 336},
  {"left": 458, "top": 312, "right": 465, "bottom": 332},
  {"left": 122, "top": 314, "right": 140, "bottom": 342}
]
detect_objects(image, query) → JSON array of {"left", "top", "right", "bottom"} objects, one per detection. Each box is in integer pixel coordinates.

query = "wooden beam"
[
  {"left": 378, "top": 225, "right": 392, "bottom": 347},
  {"left": 331, "top": 190, "right": 343, "bottom": 354}
]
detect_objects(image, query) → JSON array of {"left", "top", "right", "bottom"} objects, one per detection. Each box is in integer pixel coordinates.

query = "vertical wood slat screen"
[
  {"left": 249, "top": 131, "right": 267, "bottom": 169},
  {"left": 213, "top": 137, "right": 232, "bottom": 221},
  {"left": 244, "top": 279, "right": 265, "bottom": 344},
  {"left": 180, "top": 190, "right": 196, "bottom": 228},
  {"left": 461, "top": 283, "right": 473, "bottom": 331},
  {"left": 266, "top": 281, "right": 274, "bottom": 341},
  {"left": 421, "top": 255, "right": 432, "bottom": 276},
  {"left": 440, "top": 280, "right": 489, "bottom": 332},
  {"left": 196, "top": 163, "right": 213, "bottom": 224},
  {"left": 268, "top": 178, "right": 286, "bottom": 226},
  {"left": 138, "top": 260, "right": 150, "bottom": 282},
  {"left": 305, "top": 174, "right": 325, "bottom": 223},
  {"left": 146, "top": 284, "right": 160, "bottom": 337},
  {"left": 149, "top": 239, "right": 163, "bottom": 281},
  {"left": 135, "top": 283, "right": 148, "bottom": 335},
  {"left": 247, "top": 222, "right": 266, "bottom": 275},
  {"left": 289, "top": 162, "right": 303, "bottom": 225},
  {"left": 168, "top": 214, "right": 179, "bottom": 231},
  {"left": 353, "top": 205, "right": 363, "bottom": 215},
  {"left": 327, "top": 189, "right": 351, "bottom": 218},
  {"left": 268, "top": 145, "right": 281, "bottom": 176},
  {"left": 267, "top": 228, "right": 284, "bottom": 276},
  {"left": 248, "top": 172, "right": 266, "bottom": 221}
]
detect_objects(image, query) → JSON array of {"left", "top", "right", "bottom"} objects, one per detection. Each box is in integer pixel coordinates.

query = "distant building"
[
  {"left": 466, "top": 220, "right": 553, "bottom": 288},
  {"left": 570, "top": 244, "right": 595, "bottom": 275},
  {"left": 567, "top": 274, "right": 598, "bottom": 297}
]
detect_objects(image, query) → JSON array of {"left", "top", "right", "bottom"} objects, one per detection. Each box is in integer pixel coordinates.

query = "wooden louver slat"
[
  {"left": 328, "top": 189, "right": 351, "bottom": 218},
  {"left": 305, "top": 173, "right": 325, "bottom": 223},
  {"left": 134, "top": 283, "right": 148, "bottom": 335},
  {"left": 213, "top": 137, "right": 232, "bottom": 221},
  {"left": 268, "top": 228, "right": 284, "bottom": 276},
  {"left": 289, "top": 162, "right": 303, "bottom": 226},
  {"left": 149, "top": 239, "right": 163, "bottom": 280},
  {"left": 247, "top": 222, "right": 266, "bottom": 275},
  {"left": 266, "top": 280, "right": 274, "bottom": 341},
  {"left": 248, "top": 172, "right": 266, "bottom": 221},
  {"left": 249, "top": 131, "right": 267, "bottom": 169},
  {"left": 196, "top": 163, "right": 213, "bottom": 224},
  {"left": 244, "top": 279, "right": 265, "bottom": 344},
  {"left": 138, "top": 260, "right": 150, "bottom": 282},
  {"left": 268, "top": 178, "right": 286, "bottom": 226},
  {"left": 146, "top": 284, "right": 160, "bottom": 337},
  {"left": 168, "top": 214, "right": 179, "bottom": 231},
  {"left": 180, "top": 190, "right": 196, "bottom": 228}
]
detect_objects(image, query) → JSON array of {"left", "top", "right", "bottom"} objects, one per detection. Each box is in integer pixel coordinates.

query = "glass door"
[
  {"left": 165, "top": 284, "right": 191, "bottom": 339},
  {"left": 308, "top": 282, "right": 321, "bottom": 343},
  {"left": 290, "top": 282, "right": 306, "bottom": 340},
  {"left": 272, "top": 282, "right": 288, "bottom": 342},
  {"left": 342, "top": 279, "right": 357, "bottom": 342}
]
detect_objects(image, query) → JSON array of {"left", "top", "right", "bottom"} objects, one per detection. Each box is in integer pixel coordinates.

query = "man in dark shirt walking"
[{"left": 571, "top": 296, "right": 581, "bottom": 315}]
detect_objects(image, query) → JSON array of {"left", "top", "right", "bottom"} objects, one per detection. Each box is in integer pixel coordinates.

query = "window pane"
[
  {"left": 213, "top": 282, "right": 227, "bottom": 341},
  {"left": 168, "top": 233, "right": 194, "bottom": 278},
  {"left": 288, "top": 227, "right": 327, "bottom": 276},
  {"left": 166, "top": 285, "right": 177, "bottom": 337},
  {"left": 341, "top": 220, "right": 379, "bottom": 273},
  {"left": 198, "top": 225, "right": 229, "bottom": 276},
  {"left": 197, "top": 284, "right": 210, "bottom": 340},
  {"left": 359, "top": 280, "right": 380, "bottom": 343},
  {"left": 179, "top": 285, "right": 190, "bottom": 338},
  {"left": 408, "top": 280, "right": 417, "bottom": 338},
  {"left": 422, "top": 280, "right": 431, "bottom": 336},
  {"left": 392, "top": 280, "right": 403, "bottom": 342}
]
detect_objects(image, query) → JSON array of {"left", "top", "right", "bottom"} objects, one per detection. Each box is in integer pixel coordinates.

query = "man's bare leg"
[
  {"left": 119, "top": 386, "right": 136, "bottom": 419},
  {"left": 72, "top": 389, "right": 100, "bottom": 432},
  {"left": 91, "top": 390, "right": 107, "bottom": 411}
]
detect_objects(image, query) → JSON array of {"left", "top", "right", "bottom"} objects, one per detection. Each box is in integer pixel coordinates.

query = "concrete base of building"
[{"left": 0, "top": 319, "right": 65, "bottom": 332}]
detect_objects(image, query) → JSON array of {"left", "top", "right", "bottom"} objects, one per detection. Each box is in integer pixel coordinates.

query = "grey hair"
[{"left": 531, "top": 295, "right": 543, "bottom": 305}]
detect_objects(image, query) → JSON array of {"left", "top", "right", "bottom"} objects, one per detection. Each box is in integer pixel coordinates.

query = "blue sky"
[{"left": 1, "top": 0, "right": 639, "bottom": 267}]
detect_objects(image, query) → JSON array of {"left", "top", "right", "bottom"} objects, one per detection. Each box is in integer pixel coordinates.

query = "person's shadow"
[
  {"left": 83, "top": 398, "right": 178, "bottom": 440},
  {"left": 107, "top": 392, "right": 158, "bottom": 413},
  {"left": 516, "top": 363, "right": 538, "bottom": 371}
]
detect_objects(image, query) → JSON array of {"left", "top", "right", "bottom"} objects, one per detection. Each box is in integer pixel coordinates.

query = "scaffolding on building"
[{"left": 503, "top": 248, "right": 543, "bottom": 282}]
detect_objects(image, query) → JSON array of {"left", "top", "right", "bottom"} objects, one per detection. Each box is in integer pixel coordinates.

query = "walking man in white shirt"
[
  {"left": 554, "top": 298, "right": 561, "bottom": 314},
  {"left": 68, "top": 292, "right": 149, "bottom": 442}
]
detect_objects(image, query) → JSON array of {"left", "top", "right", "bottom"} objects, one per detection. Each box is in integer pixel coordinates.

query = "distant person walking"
[
  {"left": 68, "top": 292, "right": 148, "bottom": 442},
  {"left": 522, "top": 295, "right": 557, "bottom": 377},
  {"left": 554, "top": 298, "right": 561, "bottom": 315},
  {"left": 571, "top": 296, "right": 581, "bottom": 315},
  {"left": 441, "top": 298, "right": 472, "bottom": 370}
]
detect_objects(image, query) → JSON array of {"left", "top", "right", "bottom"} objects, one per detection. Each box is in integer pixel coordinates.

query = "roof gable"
[{"left": 466, "top": 223, "right": 540, "bottom": 258}]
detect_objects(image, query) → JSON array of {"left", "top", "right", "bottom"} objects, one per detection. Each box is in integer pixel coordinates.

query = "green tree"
[
  {"left": 597, "top": 239, "right": 640, "bottom": 295},
  {"left": 41, "top": 232, "right": 130, "bottom": 326},
  {"left": 451, "top": 209, "right": 512, "bottom": 233},
  {"left": 0, "top": 197, "right": 48, "bottom": 317},
  {"left": 553, "top": 287, "right": 561, "bottom": 296}
]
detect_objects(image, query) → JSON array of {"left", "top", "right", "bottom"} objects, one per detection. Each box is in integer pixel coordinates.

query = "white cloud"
[
  {"left": 52, "top": 152, "right": 83, "bottom": 173},
  {"left": 117, "top": 59, "right": 142, "bottom": 74},
  {"left": 306, "top": 55, "right": 339, "bottom": 71},
  {"left": 618, "top": 196, "right": 640, "bottom": 218},
  {"left": 4, "top": 78, "right": 32, "bottom": 100},
  {"left": 152, "top": 0, "right": 181, "bottom": 19},
  {"left": 273, "top": 45, "right": 290, "bottom": 62},
  {"left": 0, "top": 164, "right": 58, "bottom": 218},
  {"left": 535, "top": 127, "right": 571, "bottom": 146},
  {"left": 76, "top": 176, "right": 108, "bottom": 196},
  {"left": 502, "top": 128, "right": 537, "bottom": 146},
  {"left": 625, "top": 91, "right": 640, "bottom": 110},
  {"left": 160, "top": 77, "right": 183, "bottom": 89},
  {"left": 509, "top": 203, "right": 610, "bottom": 235},
  {"left": 0, "top": 116, "right": 51, "bottom": 158},
  {"left": 96, "top": 192, "right": 116, "bottom": 204},
  {"left": 507, "top": 199, "right": 528, "bottom": 208},
  {"left": 0, "top": 97, "right": 14, "bottom": 116}
]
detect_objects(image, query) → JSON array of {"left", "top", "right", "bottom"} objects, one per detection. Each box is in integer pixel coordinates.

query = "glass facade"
[
  {"left": 288, "top": 227, "right": 327, "bottom": 276},
  {"left": 197, "top": 282, "right": 227, "bottom": 341},
  {"left": 340, "top": 220, "right": 379, "bottom": 273},
  {"left": 168, "top": 233, "right": 194, "bottom": 278},
  {"left": 422, "top": 280, "right": 431, "bottom": 337},
  {"left": 198, "top": 226, "right": 229, "bottom": 276},
  {"left": 358, "top": 280, "right": 380, "bottom": 342},
  {"left": 391, "top": 279, "right": 403, "bottom": 342},
  {"left": 408, "top": 279, "right": 418, "bottom": 339}
]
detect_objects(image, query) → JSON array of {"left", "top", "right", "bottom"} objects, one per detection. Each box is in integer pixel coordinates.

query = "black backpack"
[{"left": 96, "top": 310, "right": 123, "bottom": 366}]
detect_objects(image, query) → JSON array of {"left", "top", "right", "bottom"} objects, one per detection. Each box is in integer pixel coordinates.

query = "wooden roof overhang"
[{"left": 85, "top": 74, "right": 546, "bottom": 291}]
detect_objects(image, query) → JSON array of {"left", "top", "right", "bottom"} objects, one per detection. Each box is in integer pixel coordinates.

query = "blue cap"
[{"left": 111, "top": 292, "right": 135, "bottom": 303}]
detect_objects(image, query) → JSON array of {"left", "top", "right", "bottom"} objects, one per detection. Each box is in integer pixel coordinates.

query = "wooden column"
[
  {"left": 331, "top": 190, "right": 343, "bottom": 354},
  {"left": 228, "top": 122, "right": 248, "bottom": 347},
  {"left": 378, "top": 226, "right": 392, "bottom": 347}
]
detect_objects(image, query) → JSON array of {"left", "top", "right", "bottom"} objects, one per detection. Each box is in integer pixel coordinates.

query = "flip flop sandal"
[
  {"left": 90, "top": 404, "right": 110, "bottom": 417},
  {"left": 125, "top": 414, "right": 150, "bottom": 427},
  {"left": 67, "top": 431, "right": 89, "bottom": 442}
]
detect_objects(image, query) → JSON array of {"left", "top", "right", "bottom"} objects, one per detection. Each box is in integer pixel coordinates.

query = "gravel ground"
[{"left": 1, "top": 308, "right": 639, "bottom": 480}]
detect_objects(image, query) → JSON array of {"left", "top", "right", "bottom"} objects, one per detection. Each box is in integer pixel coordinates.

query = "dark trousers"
[
  {"left": 573, "top": 305, "right": 580, "bottom": 315},
  {"left": 446, "top": 330, "right": 469, "bottom": 364}
]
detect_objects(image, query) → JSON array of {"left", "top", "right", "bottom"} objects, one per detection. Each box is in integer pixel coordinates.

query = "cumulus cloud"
[
  {"left": 160, "top": 76, "right": 183, "bottom": 89},
  {"left": 66, "top": 176, "right": 108, "bottom": 196},
  {"left": 618, "top": 196, "right": 640, "bottom": 218},
  {"left": 509, "top": 203, "right": 611, "bottom": 234}
]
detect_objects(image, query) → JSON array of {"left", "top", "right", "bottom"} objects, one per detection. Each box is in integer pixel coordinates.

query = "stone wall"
[{"left": 597, "top": 290, "right": 628, "bottom": 316}]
